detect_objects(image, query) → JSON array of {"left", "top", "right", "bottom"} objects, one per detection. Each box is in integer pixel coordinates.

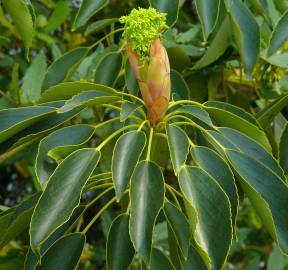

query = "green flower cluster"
[{"left": 120, "top": 7, "right": 167, "bottom": 62}]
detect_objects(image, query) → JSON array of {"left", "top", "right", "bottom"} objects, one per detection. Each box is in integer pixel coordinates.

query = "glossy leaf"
[
  {"left": 0, "top": 102, "right": 82, "bottom": 153},
  {"left": 204, "top": 102, "right": 271, "bottom": 152},
  {"left": 257, "top": 94, "right": 288, "bottom": 128},
  {"left": 39, "top": 81, "right": 117, "bottom": 103},
  {"left": 35, "top": 125, "right": 95, "bottom": 188},
  {"left": 0, "top": 106, "right": 55, "bottom": 143},
  {"left": 205, "top": 101, "right": 258, "bottom": 125},
  {"left": 195, "top": 0, "right": 221, "bottom": 38},
  {"left": 21, "top": 53, "right": 47, "bottom": 104},
  {"left": 112, "top": 130, "right": 146, "bottom": 200},
  {"left": 227, "top": 0, "right": 260, "bottom": 76},
  {"left": 94, "top": 52, "right": 123, "bottom": 87},
  {"left": 142, "top": 248, "right": 176, "bottom": 270},
  {"left": 85, "top": 18, "right": 119, "bottom": 36},
  {"left": 30, "top": 148, "right": 100, "bottom": 253},
  {"left": 35, "top": 233, "right": 85, "bottom": 270},
  {"left": 218, "top": 127, "right": 285, "bottom": 179},
  {"left": 0, "top": 193, "right": 41, "bottom": 249},
  {"left": 42, "top": 47, "right": 89, "bottom": 90},
  {"left": 58, "top": 90, "right": 120, "bottom": 113},
  {"left": 193, "top": 17, "right": 231, "bottom": 70},
  {"left": 268, "top": 10, "right": 288, "bottom": 56},
  {"left": 2, "top": 0, "right": 33, "bottom": 59},
  {"left": 166, "top": 125, "right": 189, "bottom": 175},
  {"left": 73, "top": 0, "right": 109, "bottom": 30},
  {"left": 179, "top": 245, "right": 207, "bottom": 270},
  {"left": 130, "top": 161, "right": 165, "bottom": 266},
  {"left": 227, "top": 150, "right": 288, "bottom": 253},
  {"left": 179, "top": 166, "right": 232, "bottom": 270},
  {"left": 150, "top": 0, "right": 179, "bottom": 26},
  {"left": 120, "top": 102, "right": 142, "bottom": 122},
  {"left": 279, "top": 124, "right": 288, "bottom": 175},
  {"left": 171, "top": 69, "right": 189, "bottom": 100},
  {"left": 164, "top": 201, "right": 191, "bottom": 258},
  {"left": 107, "top": 214, "right": 134, "bottom": 270},
  {"left": 177, "top": 105, "right": 213, "bottom": 127},
  {"left": 191, "top": 146, "right": 238, "bottom": 227}
]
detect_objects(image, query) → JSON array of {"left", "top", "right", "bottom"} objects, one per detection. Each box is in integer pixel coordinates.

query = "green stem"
[
  {"left": 90, "top": 172, "right": 112, "bottom": 180},
  {"left": 120, "top": 92, "right": 145, "bottom": 105},
  {"left": 89, "top": 28, "right": 124, "bottom": 50},
  {"left": 168, "top": 100, "right": 203, "bottom": 110},
  {"left": 86, "top": 186, "right": 114, "bottom": 209},
  {"left": 166, "top": 187, "right": 181, "bottom": 209},
  {"left": 165, "top": 184, "right": 183, "bottom": 198},
  {"left": 137, "top": 120, "right": 149, "bottom": 131},
  {"left": 96, "top": 124, "right": 139, "bottom": 151},
  {"left": 84, "top": 183, "right": 113, "bottom": 193},
  {"left": 146, "top": 128, "right": 154, "bottom": 160},
  {"left": 83, "top": 196, "right": 117, "bottom": 234},
  {"left": 94, "top": 117, "right": 121, "bottom": 129}
]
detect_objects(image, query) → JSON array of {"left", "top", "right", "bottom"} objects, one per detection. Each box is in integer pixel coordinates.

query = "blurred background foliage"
[{"left": 1, "top": 0, "right": 288, "bottom": 269}]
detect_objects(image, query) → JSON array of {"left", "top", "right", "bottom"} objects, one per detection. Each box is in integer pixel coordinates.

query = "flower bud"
[
  {"left": 120, "top": 8, "right": 170, "bottom": 125},
  {"left": 127, "top": 38, "right": 170, "bottom": 124}
]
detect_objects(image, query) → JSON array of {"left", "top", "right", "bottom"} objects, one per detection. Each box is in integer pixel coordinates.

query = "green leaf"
[
  {"left": 0, "top": 193, "right": 41, "bottom": 249},
  {"left": 125, "top": 59, "right": 139, "bottom": 96},
  {"left": 107, "top": 214, "right": 134, "bottom": 270},
  {"left": 279, "top": 124, "right": 288, "bottom": 175},
  {"left": 2, "top": 0, "right": 34, "bottom": 59},
  {"left": 150, "top": 133, "right": 170, "bottom": 168},
  {"left": 227, "top": 0, "right": 260, "bottom": 76},
  {"left": 21, "top": 53, "right": 47, "bottom": 104},
  {"left": 44, "top": 1, "right": 70, "bottom": 33},
  {"left": 171, "top": 69, "right": 189, "bottom": 100},
  {"left": 30, "top": 148, "right": 100, "bottom": 253},
  {"left": 257, "top": 95, "right": 288, "bottom": 128},
  {"left": 205, "top": 101, "right": 258, "bottom": 125},
  {"left": 130, "top": 161, "right": 165, "bottom": 266},
  {"left": 73, "top": 0, "right": 109, "bottom": 30},
  {"left": 35, "top": 233, "right": 85, "bottom": 270},
  {"left": 24, "top": 248, "right": 38, "bottom": 270},
  {"left": 179, "top": 166, "right": 232, "bottom": 270},
  {"left": 142, "top": 248, "right": 176, "bottom": 270},
  {"left": 166, "top": 125, "right": 190, "bottom": 175},
  {"left": 195, "top": 0, "right": 221, "bottom": 39},
  {"left": 218, "top": 127, "right": 285, "bottom": 179},
  {"left": 120, "top": 102, "right": 142, "bottom": 122},
  {"left": 227, "top": 150, "right": 288, "bottom": 253},
  {"left": 176, "top": 105, "right": 213, "bottom": 127},
  {"left": 262, "top": 52, "right": 288, "bottom": 68},
  {"left": 150, "top": 0, "right": 179, "bottom": 26},
  {"left": 94, "top": 52, "right": 123, "bottom": 87},
  {"left": 191, "top": 146, "right": 238, "bottom": 228},
  {"left": 179, "top": 245, "right": 207, "bottom": 270},
  {"left": 85, "top": 18, "right": 119, "bottom": 36},
  {"left": 204, "top": 101, "right": 271, "bottom": 152},
  {"left": 42, "top": 47, "right": 89, "bottom": 90},
  {"left": 112, "top": 130, "right": 146, "bottom": 200},
  {"left": 268, "top": 10, "right": 288, "bottom": 56},
  {"left": 39, "top": 81, "right": 117, "bottom": 103},
  {"left": 58, "top": 90, "right": 120, "bottom": 113},
  {"left": 164, "top": 201, "right": 191, "bottom": 258},
  {"left": 267, "top": 244, "right": 286, "bottom": 270},
  {"left": 41, "top": 206, "right": 86, "bottom": 254},
  {"left": 35, "top": 125, "right": 95, "bottom": 188},
  {"left": 193, "top": 17, "right": 231, "bottom": 70},
  {"left": 0, "top": 102, "right": 82, "bottom": 153},
  {"left": 0, "top": 106, "right": 55, "bottom": 143}
]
